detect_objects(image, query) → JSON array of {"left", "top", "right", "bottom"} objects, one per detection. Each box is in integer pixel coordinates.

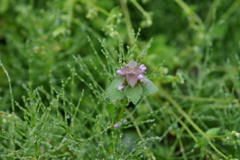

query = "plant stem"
[
  {"left": 173, "top": 95, "right": 227, "bottom": 102},
  {"left": 125, "top": 108, "right": 142, "bottom": 138},
  {"left": 159, "top": 85, "right": 205, "bottom": 136},
  {"left": 67, "top": 0, "right": 75, "bottom": 26},
  {"left": 130, "top": 0, "right": 148, "bottom": 17},
  {"left": 118, "top": 104, "right": 126, "bottom": 122},
  {"left": 119, "top": 0, "right": 134, "bottom": 45},
  {"left": 158, "top": 84, "right": 228, "bottom": 159},
  {"left": 175, "top": 0, "right": 204, "bottom": 30},
  {"left": 167, "top": 108, "right": 198, "bottom": 142},
  {"left": 125, "top": 108, "right": 156, "bottom": 160},
  {"left": 0, "top": 61, "right": 15, "bottom": 112},
  {"left": 218, "top": 0, "right": 240, "bottom": 24}
]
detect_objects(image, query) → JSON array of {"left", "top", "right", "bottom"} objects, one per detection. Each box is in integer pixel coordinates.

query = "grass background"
[{"left": 0, "top": 0, "right": 240, "bottom": 159}]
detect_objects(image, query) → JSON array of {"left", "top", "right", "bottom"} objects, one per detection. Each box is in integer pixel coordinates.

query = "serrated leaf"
[
  {"left": 142, "top": 77, "right": 158, "bottom": 96},
  {"left": 106, "top": 78, "right": 125, "bottom": 100},
  {"left": 124, "top": 84, "right": 142, "bottom": 105}
]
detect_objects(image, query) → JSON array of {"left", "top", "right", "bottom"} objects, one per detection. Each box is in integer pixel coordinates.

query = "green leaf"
[
  {"left": 124, "top": 84, "right": 142, "bottom": 105},
  {"left": 194, "top": 128, "right": 221, "bottom": 148},
  {"left": 206, "top": 127, "right": 220, "bottom": 137},
  {"left": 142, "top": 77, "right": 158, "bottom": 96},
  {"left": 106, "top": 78, "right": 125, "bottom": 100}
]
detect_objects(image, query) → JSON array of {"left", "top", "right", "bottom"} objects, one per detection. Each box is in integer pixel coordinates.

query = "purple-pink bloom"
[
  {"left": 139, "top": 64, "right": 147, "bottom": 72},
  {"left": 116, "top": 69, "right": 124, "bottom": 75},
  {"left": 118, "top": 85, "right": 125, "bottom": 91},
  {"left": 116, "top": 60, "right": 147, "bottom": 88},
  {"left": 137, "top": 74, "right": 144, "bottom": 82},
  {"left": 113, "top": 120, "right": 127, "bottom": 128},
  {"left": 113, "top": 123, "right": 119, "bottom": 128}
]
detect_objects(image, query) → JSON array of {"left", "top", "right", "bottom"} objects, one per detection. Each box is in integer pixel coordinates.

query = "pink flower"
[
  {"left": 116, "top": 60, "right": 147, "bottom": 88},
  {"left": 137, "top": 74, "right": 144, "bottom": 82},
  {"left": 113, "top": 120, "right": 127, "bottom": 128},
  {"left": 118, "top": 85, "right": 125, "bottom": 91},
  {"left": 114, "top": 123, "right": 119, "bottom": 127},
  {"left": 116, "top": 69, "right": 124, "bottom": 75},
  {"left": 139, "top": 64, "right": 147, "bottom": 72}
]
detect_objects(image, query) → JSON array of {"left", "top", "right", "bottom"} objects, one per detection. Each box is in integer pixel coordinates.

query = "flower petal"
[
  {"left": 137, "top": 74, "right": 144, "bottom": 82},
  {"left": 127, "top": 60, "right": 137, "bottom": 68},
  {"left": 116, "top": 69, "right": 124, "bottom": 75},
  {"left": 120, "top": 66, "right": 131, "bottom": 74},
  {"left": 118, "top": 85, "right": 125, "bottom": 91},
  {"left": 133, "top": 67, "right": 143, "bottom": 74},
  {"left": 114, "top": 123, "right": 119, "bottom": 127},
  {"left": 126, "top": 74, "right": 138, "bottom": 87},
  {"left": 139, "top": 64, "right": 147, "bottom": 72}
]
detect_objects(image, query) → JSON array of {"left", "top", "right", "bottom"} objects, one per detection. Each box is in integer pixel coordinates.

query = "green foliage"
[
  {"left": 1, "top": 0, "right": 240, "bottom": 159},
  {"left": 195, "top": 127, "right": 221, "bottom": 148},
  {"left": 142, "top": 77, "right": 159, "bottom": 96},
  {"left": 106, "top": 78, "right": 125, "bottom": 100},
  {"left": 125, "top": 84, "right": 143, "bottom": 105}
]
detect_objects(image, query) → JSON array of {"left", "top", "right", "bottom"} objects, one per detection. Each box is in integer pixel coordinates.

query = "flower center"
[{"left": 129, "top": 68, "right": 134, "bottom": 73}]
